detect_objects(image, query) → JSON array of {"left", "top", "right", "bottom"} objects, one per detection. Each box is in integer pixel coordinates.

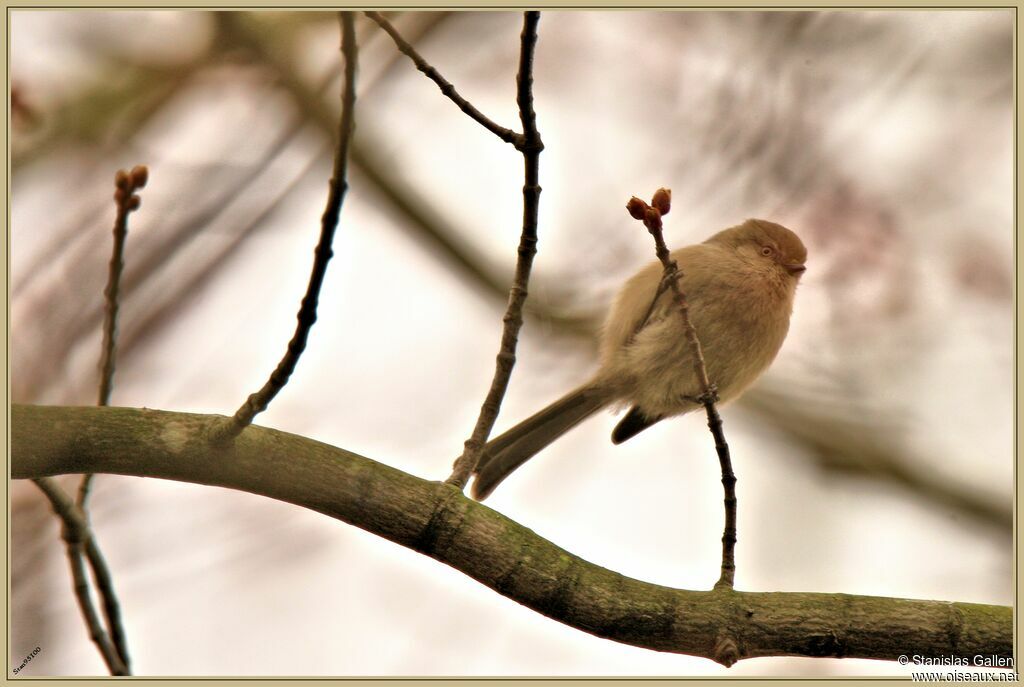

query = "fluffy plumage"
[{"left": 471, "top": 218, "right": 807, "bottom": 500}]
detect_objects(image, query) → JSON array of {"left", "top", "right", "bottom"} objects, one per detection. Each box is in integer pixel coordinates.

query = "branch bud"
[
  {"left": 114, "top": 169, "right": 130, "bottom": 191},
  {"left": 652, "top": 187, "right": 671, "bottom": 215},
  {"left": 644, "top": 206, "right": 662, "bottom": 231},
  {"left": 626, "top": 196, "right": 648, "bottom": 221},
  {"left": 130, "top": 165, "right": 149, "bottom": 189}
]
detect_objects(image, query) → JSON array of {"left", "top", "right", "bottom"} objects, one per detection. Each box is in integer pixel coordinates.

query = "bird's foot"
[{"left": 694, "top": 384, "right": 719, "bottom": 405}]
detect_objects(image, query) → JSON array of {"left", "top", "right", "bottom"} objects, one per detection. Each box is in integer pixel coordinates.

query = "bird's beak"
[{"left": 784, "top": 263, "right": 806, "bottom": 275}]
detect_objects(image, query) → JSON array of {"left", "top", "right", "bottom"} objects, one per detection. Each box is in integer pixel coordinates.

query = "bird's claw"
[{"left": 696, "top": 384, "right": 720, "bottom": 405}]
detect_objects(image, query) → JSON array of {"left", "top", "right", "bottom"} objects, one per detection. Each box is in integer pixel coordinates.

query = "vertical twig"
[
  {"left": 80, "top": 165, "right": 147, "bottom": 508},
  {"left": 209, "top": 12, "right": 359, "bottom": 445},
  {"left": 40, "top": 166, "right": 147, "bottom": 675},
  {"left": 365, "top": 13, "right": 546, "bottom": 486},
  {"left": 626, "top": 190, "right": 736, "bottom": 589},
  {"left": 32, "top": 478, "right": 129, "bottom": 676},
  {"left": 448, "top": 11, "right": 544, "bottom": 488},
  {"left": 96, "top": 168, "right": 141, "bottom": 407},
  {"left": 84, "top": 533, "right": 130, "bottom": 671}
]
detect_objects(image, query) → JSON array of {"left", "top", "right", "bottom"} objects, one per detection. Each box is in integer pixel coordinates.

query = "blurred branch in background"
[
  {"left": 11, "top": 11, "right": 596, "bottom": 410},
  {"left": 12, "top": 73, "right": 295, "bottom": 403},
  {"left": 741, "top": 381, "right": 1012, "bottom": 534},
  {"left": 11, "top": 51, "right": 208, "bottom": 305},
  {"left": 12, "top": 63, "right": 196, "bottom": 172},
  {"left": 220, "top": 11, "right": 598, "bottom": 339}
]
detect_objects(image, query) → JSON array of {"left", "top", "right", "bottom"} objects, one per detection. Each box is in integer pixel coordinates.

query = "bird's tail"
[{"left": 471, "top": 383, "right": 609, "bottom": 501}]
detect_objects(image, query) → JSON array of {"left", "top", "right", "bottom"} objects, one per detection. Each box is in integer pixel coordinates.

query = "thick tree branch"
[{"left": 13, "top": 404, "right": 1011, "bottom": 668}]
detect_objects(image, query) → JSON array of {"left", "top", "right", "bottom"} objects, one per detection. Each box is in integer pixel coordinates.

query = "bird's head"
[{"left": 708, "top": 218, "right": 807, "bottom": 278}]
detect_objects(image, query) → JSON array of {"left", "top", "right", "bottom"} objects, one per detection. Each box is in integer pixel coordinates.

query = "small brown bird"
[{"left": 471, "top": 218, "right": 807, "bottom": 500}]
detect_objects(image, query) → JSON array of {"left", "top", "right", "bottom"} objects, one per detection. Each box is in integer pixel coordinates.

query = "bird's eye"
[{"left": 760, "top": 246, "right": 774, "bottom": 257}]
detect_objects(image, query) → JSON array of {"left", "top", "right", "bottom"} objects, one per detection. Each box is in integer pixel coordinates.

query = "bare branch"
[
  {"left": 32, "top": 477, "right": 129, "bottom": 676},
  {"left": 13, "top": 404, "right": 1012, "bottom": 668},
  {"left": 209, "top": 13, "right": 358, "bottom": 444},
  {"left": 365, "top": 11, "right": 522, "bottom": 147},
  {"left": 219, "top": 13, "right": 596, "bottom": 340},
  {"left": 96, "top": 166, "right": 144, "bottom": 409},
  {"left": 626, "top": 190, "right": 736, "bottom": 589},
  {"left": 83, "top": 533, "right": 130, "bottom": 673},
  {"left": 80, "top": 165, "right": 148, "bottom": 507},
  {"left": 448, "top": 11, "right": 544, "bottom": 487},
  {"left": 54, "top": 166, "right": 146, "bottom": 673}
]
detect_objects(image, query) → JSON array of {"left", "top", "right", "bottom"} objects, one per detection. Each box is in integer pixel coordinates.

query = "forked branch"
[
  {"left": 32, "top": 477, "right": 129, "bottom": 676},
  {"left": 449, "top": 11, "right": 545, "bottom": 487},
  {"left": 364, "top": 11, "right": 522, "bottom": 147}
]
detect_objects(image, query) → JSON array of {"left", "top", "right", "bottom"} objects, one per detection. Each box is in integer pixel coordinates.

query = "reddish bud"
[
  {"left": 127, "top": 194, "right": 141, "bottom": 211},
  {"left": 652, "top": 187, "right": 671, "bottom": 215},
  {"left": 130, "top": 165, "right": 148, "bottom": 189},
  {"left": 626, "top": 197, "right": 648, "bottom": 221},
  {"left": 114, "top": 188, "right": 127, "bottom": 204},
  {"left": 644, "top": 206, "right": 662, "bottom": 230},
  {"left": 114, "top": 169, "right": 130, "bottom": 190}
]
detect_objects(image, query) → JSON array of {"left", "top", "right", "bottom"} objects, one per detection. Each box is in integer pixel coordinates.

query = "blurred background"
[{"left": 9, "top": 9, "right": 1014, "bottom": 677}]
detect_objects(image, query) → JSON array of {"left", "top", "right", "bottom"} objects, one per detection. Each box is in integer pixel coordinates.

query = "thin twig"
[
  {"left": 80, "top": 165, "right": 147, "bottom": 508},
  {"left": 96, "top": 171, "right": 135, "bottom": 408},
  {"left": 32, "top": 478, "right": 129, "bottom": 676},
  {"left": 209, "top": 12, "right": 358, "bottom": 445},
  {"left": 225, "top": 11, "right": 593, "bottom": 341},
  {"left": 629, "top": 270, "right": 682, "bottom": 345},
  {"left": 365, "top": 11, "right": 523, "bottom": 148},
  {"left": 626, "top": 191, "right": 737, "bottom": 589},
  {"left": 56, "top": 166, "right": 146, "bottom": 673},
  {"left": 448, "top": 11, "right": 544, "bottom": 488},
  {"left": 83, "top": 534, "right": 130, "bottom": 672}
]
